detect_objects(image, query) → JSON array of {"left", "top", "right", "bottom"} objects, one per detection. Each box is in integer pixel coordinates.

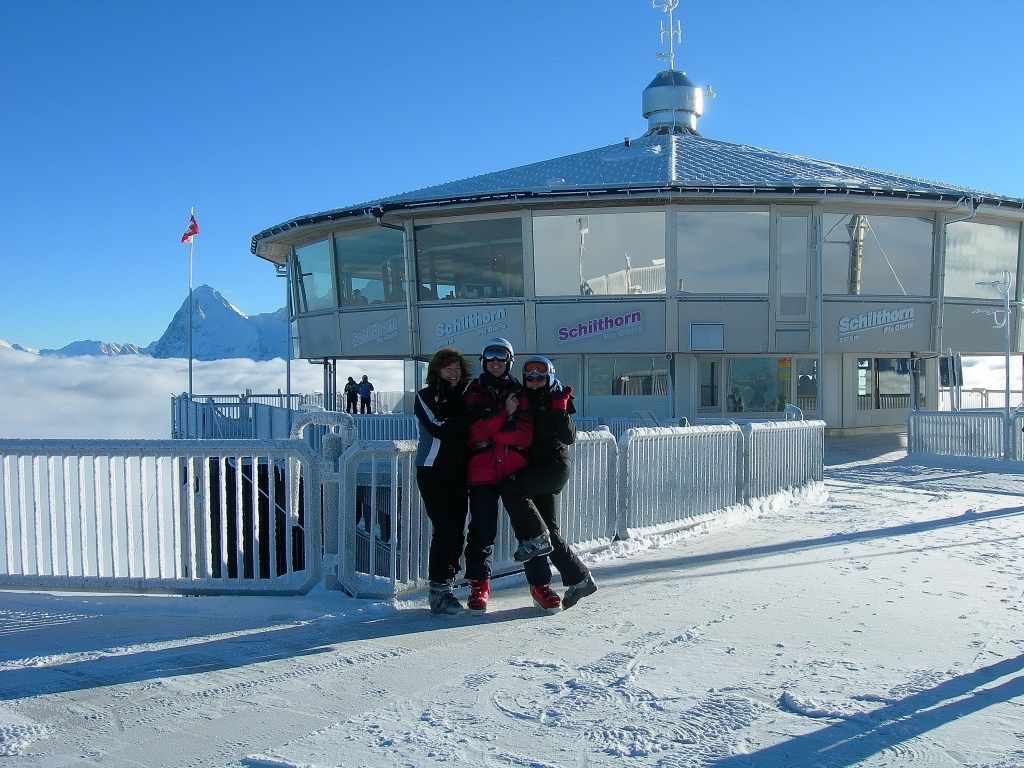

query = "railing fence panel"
[{"left": 0, "top": 440, "right": 320, "bottom": 595}]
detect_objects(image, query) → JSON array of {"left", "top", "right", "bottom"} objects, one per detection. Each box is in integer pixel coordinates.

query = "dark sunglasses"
[
  {"left": 482, "top": 348, "right": 511, "bottom": 361},
  {"left": 523, "top": 372, "right": 549, "bottom": 382}
]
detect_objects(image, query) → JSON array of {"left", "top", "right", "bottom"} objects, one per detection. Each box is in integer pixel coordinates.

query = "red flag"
[{"left": 180, "top": 214, "right": 200, "bottom": 244}]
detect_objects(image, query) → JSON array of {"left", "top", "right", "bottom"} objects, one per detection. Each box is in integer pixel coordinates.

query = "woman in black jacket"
[
  {"left": 500, "top": 356, "right": 598, "bottom": 612},
  {"left": 414, "top": 347, "right": 471, "bottom": 615}
]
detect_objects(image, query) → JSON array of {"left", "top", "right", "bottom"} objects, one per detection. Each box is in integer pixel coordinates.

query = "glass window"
[
  {"left": 795, "top": 358, "right": 818, "bottom": 412},
  {"left": 334, "top": 228, "right": 406, "bottom": 307},
  {"left": 726, "top": 358, "right": 791, "bottom": 413},
  {"left": 293, "top": 240, "right": 335, "bottom": 312},
  {"left": 822, "top": 213, "right": 933, "bottom": 295},
  {"left": 533, "top": 211, "right": 666, "bottom": 296},
  {"left": 414, "top": 217, "right": 524, "bottom": 301},
  {"left": 699, "top": 360, "right": 718, "bottom": 408},
  {"left": 677, "top": 210, "right": 769, "bottom": 294},
  {"left": 587, "top": 355, "right": 668, "bottom": 396},
  {"left": 856, "top": 357, "right": 925, "bottom": 410},
  {"left": 779, "top": 216, "right": 809, "bottom": 295},
  {"left": 944, "top": 221, "right": 1019, "bottom": 299}
]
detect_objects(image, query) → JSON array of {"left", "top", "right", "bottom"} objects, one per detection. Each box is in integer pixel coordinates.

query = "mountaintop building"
[{"left": 251, "top": 12, "right": 1023, "bottom": 434}]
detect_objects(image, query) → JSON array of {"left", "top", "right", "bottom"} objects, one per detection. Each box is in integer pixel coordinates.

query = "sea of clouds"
[
  {"left": 0, "top": 349, "right": 402, "bottom": 439},
  {"left": 0, "top": 349, "right": 1018, "bottom": 440}
]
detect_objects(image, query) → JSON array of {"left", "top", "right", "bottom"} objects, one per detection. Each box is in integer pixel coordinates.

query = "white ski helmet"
[{"left": 480, "top": 337, "right": 515, "bottom": 367}]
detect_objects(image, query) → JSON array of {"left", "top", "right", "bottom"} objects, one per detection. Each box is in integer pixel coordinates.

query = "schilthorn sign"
[
  {"left": 352, "top": 317, "right": 399, "bottom": 348},
  {"left": 837, "top": 307, "right": 914, "bottom": 343},
  {"left": 557, "top": 310, "right": 643, "bottom": 343},
  {"left": 437, "top": 308, "right": 508, "bottom": 343}
]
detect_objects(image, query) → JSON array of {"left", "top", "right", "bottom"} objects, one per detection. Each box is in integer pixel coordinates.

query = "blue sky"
[{"left": 2, "top": 0, "right": 1022, "bottom": 350}]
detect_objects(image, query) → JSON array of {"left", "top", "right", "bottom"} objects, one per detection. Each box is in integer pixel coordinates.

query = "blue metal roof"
[{"left": 252, "top": 131, "right": 1024, "bottom": 252}]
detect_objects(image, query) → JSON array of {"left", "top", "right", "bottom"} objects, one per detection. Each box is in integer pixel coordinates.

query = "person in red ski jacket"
[{"left": 461, "top": 338, "right": 551, "bottom": 613}]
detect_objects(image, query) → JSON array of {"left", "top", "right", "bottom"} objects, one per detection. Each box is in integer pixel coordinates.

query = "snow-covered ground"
[{"left": 2, "top": 435, "right": 1023, "bottom": 767}]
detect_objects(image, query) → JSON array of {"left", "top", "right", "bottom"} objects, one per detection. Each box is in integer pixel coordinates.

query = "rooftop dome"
[{"left": 642, "top": 69, "right": 703, "bottom": 134}]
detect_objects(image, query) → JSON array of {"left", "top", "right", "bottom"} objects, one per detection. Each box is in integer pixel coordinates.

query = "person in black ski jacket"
[
  {"left": 414, "top": 347, "right": 471, "bottom": 615},
  {"left": 500, "top": 355, "right": 598, "bottom": 612}
]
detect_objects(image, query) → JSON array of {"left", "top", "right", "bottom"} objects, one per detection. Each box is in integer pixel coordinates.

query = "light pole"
[{"left": 976, "top": 268, "right": 1012, "bottom": 458}]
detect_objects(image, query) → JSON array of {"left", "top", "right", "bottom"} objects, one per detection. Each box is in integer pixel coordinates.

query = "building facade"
[{"left": 251, "top": 69, "right": 1024, "bottom": 433}]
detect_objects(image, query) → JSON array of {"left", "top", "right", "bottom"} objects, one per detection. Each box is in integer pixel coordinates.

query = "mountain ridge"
[{"left": 3, "top": 286, "right": 289, "bottom": 361}]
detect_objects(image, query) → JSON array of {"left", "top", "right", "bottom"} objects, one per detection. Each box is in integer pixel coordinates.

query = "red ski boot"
[
  {"left": 530, "top": 584, "right": 562, "bottom": 614},
  {"left": 467, "top": 579, "right": 490, "bottom": 614}
]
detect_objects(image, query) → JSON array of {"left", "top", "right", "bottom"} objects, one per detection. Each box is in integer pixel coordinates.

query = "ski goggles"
[
  {"left": 482, "top": 348, "right": 511, "bottom": 362},
  {"left": 522, "top": 360, "right": 552, "bottom": 376}
]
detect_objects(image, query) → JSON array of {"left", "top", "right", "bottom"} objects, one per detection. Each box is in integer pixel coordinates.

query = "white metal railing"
[
  {"left": 325, "top": 431, "right": 620, "bottom": 598},
  {"left": 939, "top": 388, "right": 1024, "bottom": 411},
  {"left": 617, "top": 425, "right": 742, "bottom": 537},
  {"left": 1, "top": 422, "right": 824, "bottom": 598},
  {"left": 907, "top": 411, "right": 1007, "bottom": 459},
  {"left": 745, "top": 420, "right": 825, "bottom": 500},
  {"left": 0, "top": 439, "right": 320, "bottom": 594}
]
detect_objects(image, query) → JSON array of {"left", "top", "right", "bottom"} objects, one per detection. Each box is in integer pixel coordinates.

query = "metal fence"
[
  {"left": 939, "top": 388, "right": 1024, "bottom": 411},
  {"left": 0, "top": 439, "right": 320, "bottom": 594},
  {"left": 907, "top": 411, "right": 1012, "bottom": 460},
  {"left": 616, "top": 425, "right": 742, "bottom": 538},
  {"left": 0, "top": 421, "right": 824, "bottom": 598}
]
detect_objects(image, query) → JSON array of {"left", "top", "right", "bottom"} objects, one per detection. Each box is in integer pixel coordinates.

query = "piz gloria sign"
[
  {"left": 352, "top": 317, "right": 400, "bottom": 348},
  {"left": 557, "top": 310, "right": 643, "bottom": 343},
  {"left": 436, "top": 308, "right": 509, "bottom": 345},
  {"left": 837, "top": 307, "right": 914, "bottom": 343}
]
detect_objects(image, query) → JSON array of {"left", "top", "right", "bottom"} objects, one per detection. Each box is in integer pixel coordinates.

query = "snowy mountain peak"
[
  {"left": 40, "top": 341, "right": 143, "bottom": 357},
  {"left": 3, "top": 286, "right": 288, "bottom": 361},
  {"left": 0, "top": 338, "right": 38, "bottom": 354},
  {"left": 144, "top": 285, "right": 287, "bottom": 361}
]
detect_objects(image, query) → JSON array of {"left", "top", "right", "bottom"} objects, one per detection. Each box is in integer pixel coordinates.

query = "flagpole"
[{"left": 188, "top": 205, "right": 195, "bottom": 398}]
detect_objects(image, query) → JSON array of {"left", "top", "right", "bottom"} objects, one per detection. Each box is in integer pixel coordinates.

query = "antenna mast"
[{"left": 653, "top": 0, "right": 682, "bottom": 70}]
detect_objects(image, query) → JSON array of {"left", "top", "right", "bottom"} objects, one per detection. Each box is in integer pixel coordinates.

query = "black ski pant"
[
  {"left": 465, "top": 484, "right": 501, "bottom": 581},
  {"left": 416, "top": 467, "right": 468, "bottom": 584},
  {"left": 345, "top": 395, "right": 358, "bottom": 413},
  {"left": 500, "top": 459, "right": 588, "bottom": 587},
  {"left": 359, "top": 396, "right": 371, "bottom": 413}
]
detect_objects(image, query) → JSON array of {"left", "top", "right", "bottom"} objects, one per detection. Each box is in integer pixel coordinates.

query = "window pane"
[
  {"left": 293, "top": 240, "right": 335, "bottom": 312},
  {"left": 944, "top": 221, "right": 1019, "bottom": 298},
  {"left": 334, "top": 228, "right": 405, "bottom": 306},
  {"left": 726, "top": 357, "right": 790, "bottom": 412},
  {"left": 822, "top": 213, "right": 933, "bottom": 295},
  {"left": 795, "top": 358, "right": 818, "bottom": 412},
  {"left": 699, "top": 360, "right": 718, "bottom": 407},
  {"left": 587, "top": 355, "right": 668, "bottom": 396},
  {"left": 677, "top": 211, "right": 769, "bottom": 294},
  {"left": 414, "top": 218, "right": 524, "bottom": 301},
  {"left": 533, "top": 211, "right": 666, "bottom": 296},
  {"left": 779, "top": 217, "right": 809, "bottom": 294}
]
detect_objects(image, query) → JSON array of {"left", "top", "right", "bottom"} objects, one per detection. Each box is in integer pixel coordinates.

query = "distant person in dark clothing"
[
  {"left": 414, "top": 347, "right": 471, "bottom": 615},
  {"left": 344, "top": 377, "right": 358, "bottom": 414},
  {"left": 357, "top": 375, "right": 374, "bottom": 413}
]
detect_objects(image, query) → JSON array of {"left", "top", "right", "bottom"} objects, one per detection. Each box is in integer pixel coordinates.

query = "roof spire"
[
  {"left": 643, "top": 1, "right": 704, "bottom": 134},
  {"left": 653, "top": 0, "right": 682, "bottom": 71}
]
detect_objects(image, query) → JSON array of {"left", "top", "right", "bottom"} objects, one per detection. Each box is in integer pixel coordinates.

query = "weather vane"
[{"left": 653, "top": 0, "right": 682, "bottom": 71}]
